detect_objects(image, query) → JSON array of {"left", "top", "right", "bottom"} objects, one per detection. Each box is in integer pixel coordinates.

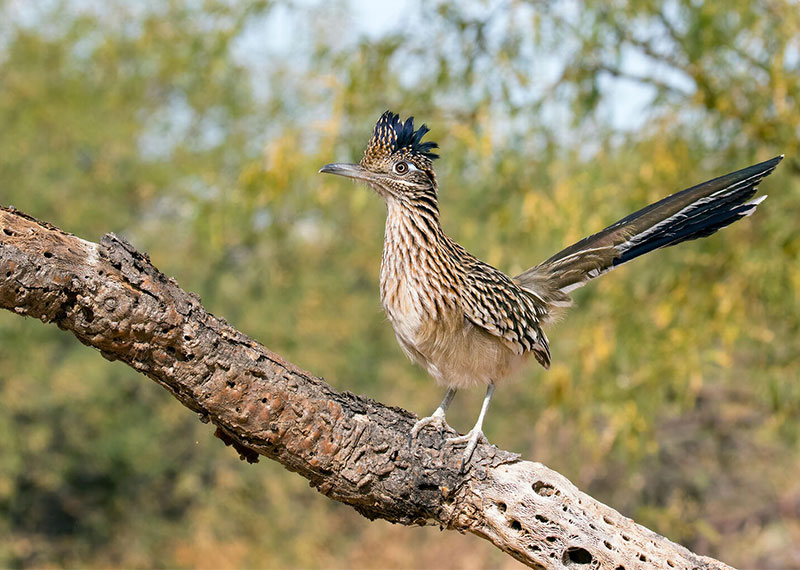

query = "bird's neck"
[
  {"left": 382, "top": 196, "right": 445, "bottom": 263},
  {"left": 380, "top": 197, "right": 461, "bottom": 319}
]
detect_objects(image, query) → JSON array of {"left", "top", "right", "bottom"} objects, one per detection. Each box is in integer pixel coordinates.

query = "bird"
[{"left": 320, "top": 110, "right": 782, "bottom": 470}]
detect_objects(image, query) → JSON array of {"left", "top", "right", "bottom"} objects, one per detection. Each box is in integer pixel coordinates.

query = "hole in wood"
[
  {"left": 496, "top": 501, "right": 507, "bottom": 513},
  {"left": 564, "top": 547, "right": 593, "bottom": 565},
  {"left": 532, "top": 481, "right": 556, "bottom": 496},
  {"left": 509, "top": 519, "right": 522, "bottom": 531}
]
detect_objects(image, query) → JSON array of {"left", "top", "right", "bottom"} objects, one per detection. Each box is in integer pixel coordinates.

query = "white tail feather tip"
[{"left": 746, "top": 194, "right": 768, "bottom": 206}]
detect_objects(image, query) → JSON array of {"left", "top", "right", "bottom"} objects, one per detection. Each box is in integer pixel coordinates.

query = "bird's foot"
[
  {"left": 446, "top": 429, "right": 488, "bottom": 472},
  {"left": 409, "top": 410, "right": 450, "bottom": 446}
]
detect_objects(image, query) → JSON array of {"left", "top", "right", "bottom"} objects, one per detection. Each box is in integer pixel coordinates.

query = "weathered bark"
[{"left": 0, "top": 205, "right": 733, "bottom": 570}]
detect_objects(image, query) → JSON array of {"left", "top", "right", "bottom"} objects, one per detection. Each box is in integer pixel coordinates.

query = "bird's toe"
[
  {"left": 409, "top": 413, "right": 450, "bottom": 443},
  {"left": 446, "top": 429, "right": 488, "bottom": 471}
]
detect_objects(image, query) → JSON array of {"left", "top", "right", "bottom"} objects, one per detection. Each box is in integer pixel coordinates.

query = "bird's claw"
[
  {"left": 408, "top": 412, "right": 449, "bottom": 447},
  {"left": 409, "top": 417, "right": 489, "bottom": 471},
  {"left": 446, "top": 429, "right": 488, "bottom": 472}
]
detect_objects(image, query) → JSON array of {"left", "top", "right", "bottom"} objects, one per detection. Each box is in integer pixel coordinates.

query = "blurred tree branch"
[{"left": 0, "top": 204, "right": 737, "bottom": 569}]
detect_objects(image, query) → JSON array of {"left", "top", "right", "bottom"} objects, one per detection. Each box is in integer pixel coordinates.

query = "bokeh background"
[{"left": 1, "top": 1, "right": 799, "bottom": 568}]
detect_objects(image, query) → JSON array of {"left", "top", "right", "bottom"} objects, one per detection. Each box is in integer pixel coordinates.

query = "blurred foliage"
[{"left": 1, "top": 0, "right": 799, "bottom": 568}]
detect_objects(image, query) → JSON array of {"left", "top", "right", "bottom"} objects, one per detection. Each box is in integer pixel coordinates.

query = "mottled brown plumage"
[{"left": 321, "top": 110, "right": 782, "bottom": 469}]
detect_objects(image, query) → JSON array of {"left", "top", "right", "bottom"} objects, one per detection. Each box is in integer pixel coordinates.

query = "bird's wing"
[{"left": 461, "top": 259, "right": 552, "bottom": 368}]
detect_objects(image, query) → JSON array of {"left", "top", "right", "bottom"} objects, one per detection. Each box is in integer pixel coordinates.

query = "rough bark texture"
[{"left": 0, "top": 205, "right": 734, "bottom": 570}]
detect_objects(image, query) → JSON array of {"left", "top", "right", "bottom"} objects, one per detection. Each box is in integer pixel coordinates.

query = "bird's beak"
[{"left": 319, "top": 162, "right": 374, "bottom": 182}]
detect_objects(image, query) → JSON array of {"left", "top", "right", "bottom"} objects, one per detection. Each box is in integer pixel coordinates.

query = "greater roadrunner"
[{"left": 320, "top": 111, "right": 782, "bottom": 469}]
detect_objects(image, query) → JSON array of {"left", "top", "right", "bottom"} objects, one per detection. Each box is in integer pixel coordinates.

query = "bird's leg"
[
  {"left": 409, "top": 387, "right": 458, "bottom": 444},
  {"left": 446, "top": 383, "right": 495, "bottom": 471}
]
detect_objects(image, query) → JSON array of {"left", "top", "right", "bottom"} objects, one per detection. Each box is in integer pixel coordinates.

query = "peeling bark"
[{"left": 0, "top": 206, "right": 733, "bottom": 570}]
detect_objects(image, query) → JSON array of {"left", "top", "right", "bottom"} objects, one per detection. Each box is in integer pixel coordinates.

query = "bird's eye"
[{"left": 393, "top": 161, "right": 409, "bottom": 174}]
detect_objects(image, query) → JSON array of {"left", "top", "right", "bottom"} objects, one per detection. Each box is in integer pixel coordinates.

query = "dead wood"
[{"left": 0, "top": 206, "right": 734, "bottom": 569}]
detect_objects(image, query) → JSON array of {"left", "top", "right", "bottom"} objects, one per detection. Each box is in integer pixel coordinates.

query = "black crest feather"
[{"left": 377, "top": 111, "right": 439, "bottom": 160}]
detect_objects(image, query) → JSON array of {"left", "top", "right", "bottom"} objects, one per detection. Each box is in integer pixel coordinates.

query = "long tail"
[{"left": 516, "top": 155, "right": 783, "bottom": 304}]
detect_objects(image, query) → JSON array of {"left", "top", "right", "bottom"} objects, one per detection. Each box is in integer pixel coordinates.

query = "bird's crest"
[{"left": 362, "top": 111, "right": 439, "bottom": 168}]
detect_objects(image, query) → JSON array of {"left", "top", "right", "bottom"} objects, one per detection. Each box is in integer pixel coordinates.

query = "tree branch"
[{"left": 0, "top": 205, "right": 733, "bottom": 569}]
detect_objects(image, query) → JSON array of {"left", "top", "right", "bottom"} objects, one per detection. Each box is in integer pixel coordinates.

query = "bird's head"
[{"left": 320, "top": 111, "right": 439, "bottom": 203}]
